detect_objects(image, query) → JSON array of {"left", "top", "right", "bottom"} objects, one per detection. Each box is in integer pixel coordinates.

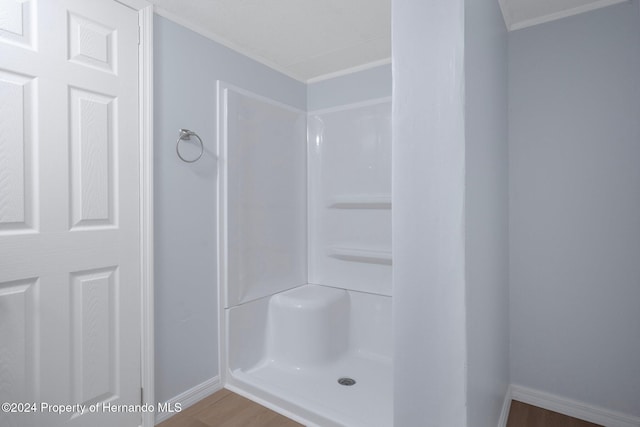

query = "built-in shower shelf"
[
  {"left": 327, "top": 195, "right": 391, "bottom": 209},
  {"left": 328, "top": 247, "right": 392, "bottom": 265}
]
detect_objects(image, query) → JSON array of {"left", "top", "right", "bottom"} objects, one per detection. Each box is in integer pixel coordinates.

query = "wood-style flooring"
[
  {"left": 156, "top": 389, "right": 302, "bottom": 427},
  {"left": 507, "top": 400, "right": 602, "bottom": 427},
  {"left": 157, "top": 389, "right": 602, "bottom": 427}
]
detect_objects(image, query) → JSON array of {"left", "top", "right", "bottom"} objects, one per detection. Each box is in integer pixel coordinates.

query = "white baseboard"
[
  {"left": 498, "top": 385, "right": 512, "bottom": 427},
  {"left": 511, "top": 384, "right": 640, "bottom": 427},
  {"left": 155, "top": 376, "right": 222, "bottom": 424}
]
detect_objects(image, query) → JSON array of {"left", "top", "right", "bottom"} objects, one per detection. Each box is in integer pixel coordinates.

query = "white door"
[{"left": 0, "top": 1, "right": 141, "bottom": 426}]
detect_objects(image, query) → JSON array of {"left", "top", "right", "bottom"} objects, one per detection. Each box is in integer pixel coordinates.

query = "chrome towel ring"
[{"left": 176, "top": 129, "right": 204, "bottom": 163}]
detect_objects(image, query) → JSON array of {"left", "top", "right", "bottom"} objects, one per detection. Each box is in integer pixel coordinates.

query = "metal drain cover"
[{"left": 338, "top": 377, "right": 356, "bottom": 386}]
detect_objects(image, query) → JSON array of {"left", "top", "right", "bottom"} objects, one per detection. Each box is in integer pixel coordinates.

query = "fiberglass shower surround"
[{"left": 218, "top": 82, "right": 392, "bottom": 427}]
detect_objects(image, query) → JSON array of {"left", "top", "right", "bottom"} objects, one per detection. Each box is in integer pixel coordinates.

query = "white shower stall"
[{"left": 217, "top": 82, "right": 392, "bottom": 426}]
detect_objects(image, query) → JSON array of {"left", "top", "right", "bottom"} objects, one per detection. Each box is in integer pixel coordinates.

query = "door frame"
[{"left": 114, "top": 1, "right": 154, "bottom": 426}]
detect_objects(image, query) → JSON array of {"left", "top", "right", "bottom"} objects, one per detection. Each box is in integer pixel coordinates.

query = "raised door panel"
[
  {"left": 0, "top": 0, "right": 36, "bottom": 50},
  {"left": 0, "top": 70, "right": 37, "bottom": 233},
  {"left": 68, "top": 12, "right": 116, "bottom": 74},
  {"left": 0, "top": 278, "right": 38, "bottom": 427},
  {"left": 68, "top": 87, "right": 116, "bottom": 229},
  {"left": 70, "top": 267, "right": 118, "bottom": 406}
]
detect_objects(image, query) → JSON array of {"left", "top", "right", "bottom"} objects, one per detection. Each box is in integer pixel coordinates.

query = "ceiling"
[
  {"left": 149, "top": 0, "right": 627, "bottom": 82},
  {"left": 149, "top": 0, "right": 391, "bottom": 82},
  {"left": 500, "top": 0, "right": 628, "bottom": 31}
]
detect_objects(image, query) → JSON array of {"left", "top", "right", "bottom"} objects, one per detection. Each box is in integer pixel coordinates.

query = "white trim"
[
  {"left": 498, "top": 385, "right": 512, "bottom": 427},
  {"left": 509, "top": 0, "right": 628, "bottom": 31},
  {"left": 307, "top": 96, "right": 391, "bottom": 116},
  {"left": 305, "top": 58, "right": 392, "bottom": 84},
  {"left": 136, "top": 4, "right": 155, "bottom": 427},
  {"left": 113, "top": 1, "right": 154, "bottom": 426},
  {"left": 511, "top": 384, "right": 640, "bottom": 427},
  {"left": 215, "top": 79, "right": 227, "bottom": 389},
  {"left": 154, "top": 377, "right": 223, "bottom": 424},
  {"left": 152, "top": 6, "right": 305, "bottom": 83}
]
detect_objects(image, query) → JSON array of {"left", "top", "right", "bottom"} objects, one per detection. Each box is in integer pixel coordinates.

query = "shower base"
[{"left": 225, "top": 284, "right": 392, "bottom": 427}]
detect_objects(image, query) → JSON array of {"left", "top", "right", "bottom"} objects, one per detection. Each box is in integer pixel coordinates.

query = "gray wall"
[
  {"left": 465, "top": 0, "right": 510, "bottom": 425},
  {"left": 393, "top": 0, "right": 468, "bottom": 425},
  {"left": 306, "top": 64, "right": 391, "bottom": 111},
  {"left": 154, "top": 15, "right": 305, "bottom": 404},
  {"left": 509, "top": 1, "right": 640, "bottom": 417}
]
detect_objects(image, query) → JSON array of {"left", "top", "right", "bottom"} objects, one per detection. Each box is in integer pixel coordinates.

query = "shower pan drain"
[{"left": 337, "top": 377, "right": 356, "bottom": 386}]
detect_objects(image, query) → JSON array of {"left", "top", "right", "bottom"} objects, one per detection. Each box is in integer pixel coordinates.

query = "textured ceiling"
[
  {"left": 149, "top": 0, "right": 391, "bottom": 82},
  {"left": 500, "top": 0, "right": 627, "bottom": 30},
  {"left": 150, "top": 0, "right": 626, "bottom": 82}
]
